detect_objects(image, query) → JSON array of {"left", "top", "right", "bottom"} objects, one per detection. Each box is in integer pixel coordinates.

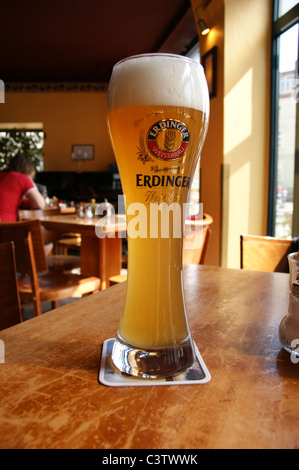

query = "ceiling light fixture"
[
  {"left": 195, "top": 0, "right": 212, "bottom": 36},
  {"left": 198, "top": 19, "right": 210, "bottom": 36}
]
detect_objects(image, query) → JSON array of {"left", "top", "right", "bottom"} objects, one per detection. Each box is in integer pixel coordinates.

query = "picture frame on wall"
[
  {"left": 201, "top": 46, "right": 217, "bottom": 99},
  {"left": 71, "top": 144, "right": 94, "bottom": 160}
]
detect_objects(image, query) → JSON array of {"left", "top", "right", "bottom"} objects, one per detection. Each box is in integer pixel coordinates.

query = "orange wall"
[
  {"left": 0, "top": 90, "right": 115, "bottom": 172},
  {"left": 222, "top": 0, "right": 271, "bottom": 268},
  {"left": 191, "top": 0, "right": 271, "bottom": 268},
  {"left": 191, "top": 0, "right": 224, "bottom": 266}
]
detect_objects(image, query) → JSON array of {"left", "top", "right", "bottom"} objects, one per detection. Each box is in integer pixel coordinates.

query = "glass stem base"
[{"left": 111, "top": 334, "right": 195, "bottom": 378}]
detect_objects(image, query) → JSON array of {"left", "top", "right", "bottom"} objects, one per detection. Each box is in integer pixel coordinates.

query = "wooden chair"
[
  {"left": 183, "top": 225, "right": 212, "bottom": 265},
  {"left": 0, "top": 241, "right": 22, "bottom": 330},
  {"left": 240, "top": 234, "right": 296, "bottom": 273},
  {"left": 18, "top": 209, "right": 81, "bottom": 272},
  {"left": 0, "top": 221, "right": 100, "bottom": 316},
  {"left": 56, "top": 235, "right": 82, "bottom": 255},
  {"left": 183, "top": 213, "right": 213, "bottom": 265}
]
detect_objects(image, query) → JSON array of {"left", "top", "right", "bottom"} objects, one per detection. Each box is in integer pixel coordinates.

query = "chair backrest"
[
  {"left": 240, "top": 234, "right": 295, "bottom": 272},
  {"left": 183, "top": 214, "right": 213, "bottom": 265},
  {"left": 18, "top": 208, "right": 61, "bottom": 245},
  {"left": 0, "top": 241, "right": 22, "bottom": 330},
  {"left": 0, "top": 219, "right": 48, "bottom": 272},
  {"left": 0, "top": 227, "right": 41, "bottom": 314},
  {"left": 183, "top": 225, "right": 212, "bottom": 265}
]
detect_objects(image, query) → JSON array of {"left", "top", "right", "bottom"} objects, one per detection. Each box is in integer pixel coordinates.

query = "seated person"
[{"left": 0, "top": 152, "right": 45, "bottom": 222}]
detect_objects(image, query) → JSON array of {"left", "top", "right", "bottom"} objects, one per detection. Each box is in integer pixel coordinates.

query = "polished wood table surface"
[
  {"left": 40, "top": 214, "right": 126, "bottom": 289},
  {"left": 0, "top": 265, "right": 297, "bottom": 449}
]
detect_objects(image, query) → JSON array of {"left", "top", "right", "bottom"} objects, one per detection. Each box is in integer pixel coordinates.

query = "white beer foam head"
[{"left": 107, "top": 54, "right": 209, "bottom": 113}]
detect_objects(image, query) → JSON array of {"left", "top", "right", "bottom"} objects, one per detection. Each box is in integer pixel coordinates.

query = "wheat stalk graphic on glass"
[
  {"left": 164, "top": 129, "right": 176, "bottom": 151},
  {"left": 137, "top": 130, "right": 154, "bottom": 164}
]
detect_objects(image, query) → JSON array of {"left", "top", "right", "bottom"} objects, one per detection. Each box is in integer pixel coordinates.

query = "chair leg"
[
  {"left": 51, "top": 300, "right": 60, "bottom": 310},
  {"left": 33, "top": 299, "right": 43, "bottom": 317}
]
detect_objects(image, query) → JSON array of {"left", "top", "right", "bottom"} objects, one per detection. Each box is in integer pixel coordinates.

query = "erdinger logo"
[{"left": 147, "top": 119, "right": 190, "bottom": 161}]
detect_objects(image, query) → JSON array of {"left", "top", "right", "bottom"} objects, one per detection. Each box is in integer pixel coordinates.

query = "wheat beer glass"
[{"left": 107, "top": 54, "right": 209, "bottom": 378}]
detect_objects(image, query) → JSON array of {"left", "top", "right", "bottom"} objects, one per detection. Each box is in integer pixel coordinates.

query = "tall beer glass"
[{"left": 107, "top": 54, "right": 209, "bottom": 378}]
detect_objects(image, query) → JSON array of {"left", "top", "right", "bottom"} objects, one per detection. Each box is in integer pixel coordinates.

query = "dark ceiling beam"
[{"left": 153, "top": 0, "right": 193, "bottom": 52}]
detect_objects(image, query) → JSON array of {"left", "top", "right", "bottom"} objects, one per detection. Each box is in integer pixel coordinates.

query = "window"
[
  {"left": 268, "top": 1, "right": 299, "bottom": 237},
  {"left": 278, "top": 0, "right": 298, "bottom": 17},
  {"left": 0, "top": 124, "right": 44, "bottom": 171}
]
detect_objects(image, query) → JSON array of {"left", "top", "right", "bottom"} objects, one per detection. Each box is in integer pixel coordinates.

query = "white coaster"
[{"left": 99, "top": 338, "right": 211, "bottom": 387}]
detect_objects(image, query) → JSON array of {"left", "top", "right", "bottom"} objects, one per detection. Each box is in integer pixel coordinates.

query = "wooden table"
[
  {"left": 40, "top": 214, "right": 126, "bottom": 289},
  {"left": 0, "top": 265, "right": 297, "bottom": 449}
]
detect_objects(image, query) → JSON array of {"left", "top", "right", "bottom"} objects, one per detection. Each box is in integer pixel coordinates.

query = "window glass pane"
[
  {"left": 274, "top": 23, "right": 298, "bottom": 237},
  {"left": 278, "top": 0, "right": 298, "bottom": 18},
  {"left": 187, "top": 42, "right": 200, "bottom": 63},
  {"left": 0, "top": 129, "right": 44, "bottom": 172}
]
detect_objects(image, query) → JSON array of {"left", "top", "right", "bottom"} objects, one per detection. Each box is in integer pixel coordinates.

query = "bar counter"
[{"left": 0, "top": 265, "right": 298, "bottom": 449}]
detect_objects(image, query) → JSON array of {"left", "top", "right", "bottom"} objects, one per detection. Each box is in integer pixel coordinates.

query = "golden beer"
[{"left": 107, "top": 54, "right": 209, "bottom": 377}]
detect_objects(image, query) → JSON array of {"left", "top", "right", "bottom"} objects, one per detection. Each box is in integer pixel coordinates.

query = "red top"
[{"left": 0, "top": 171, "right": 35, "bottom": 222}]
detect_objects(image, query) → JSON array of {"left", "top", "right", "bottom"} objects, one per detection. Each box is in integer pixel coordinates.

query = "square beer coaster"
[{"left": 98, "top": 338, "right": 211, "bottom": 387}]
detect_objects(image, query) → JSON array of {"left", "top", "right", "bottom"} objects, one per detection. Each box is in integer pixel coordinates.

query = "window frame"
[{"left": 268, "top": 1, "right": 299, "bottom": 236}]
